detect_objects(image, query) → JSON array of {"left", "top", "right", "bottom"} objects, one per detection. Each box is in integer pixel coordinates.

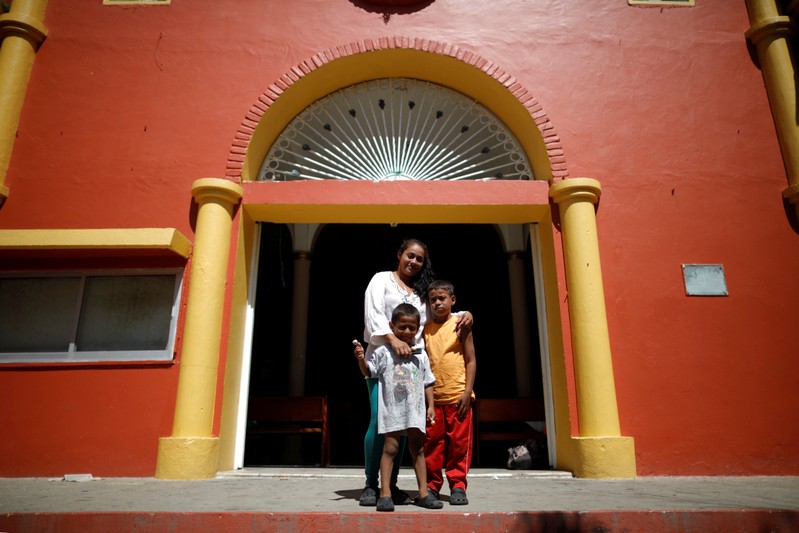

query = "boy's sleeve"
[
  {"left": 364, "top": 358, "right": 377, "bottom": 378},
  {"left": 366, "top": 346, "right": 385, "bottom": 378}
]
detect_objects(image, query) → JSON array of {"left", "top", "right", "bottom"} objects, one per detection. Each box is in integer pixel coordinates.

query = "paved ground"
[{"left": 1, "top": 467, "right": 798, "bottom": 514}]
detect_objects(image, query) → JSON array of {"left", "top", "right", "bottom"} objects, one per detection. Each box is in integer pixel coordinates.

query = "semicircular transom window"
[{"left": 258, "top": 78, "right": 533, "bottom": 182}]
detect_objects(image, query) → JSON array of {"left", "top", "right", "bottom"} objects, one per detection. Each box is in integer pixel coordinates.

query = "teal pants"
[{"left": 364, "top": 377, "right": 406, "bottom": 488}]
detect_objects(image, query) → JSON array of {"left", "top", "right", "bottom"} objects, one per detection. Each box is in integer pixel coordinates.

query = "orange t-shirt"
[{"left": 423, "top": 315, "right": 475, "bottom": 405}]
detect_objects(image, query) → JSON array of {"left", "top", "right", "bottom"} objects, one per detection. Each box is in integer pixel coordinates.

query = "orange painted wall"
[
  {"left": 0, "top": 365, "right": 178, "bottom": 477},
  {"left": 1, "top": 1, "right": 798, "bottom": 476}
]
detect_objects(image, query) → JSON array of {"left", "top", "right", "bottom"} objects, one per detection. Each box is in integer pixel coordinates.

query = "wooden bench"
[
  {"left": 473, "top": 397, "right": 546, "bottom": 466},
  {"left": 246, "top": 396, "right": 330, "bottom": 467}
]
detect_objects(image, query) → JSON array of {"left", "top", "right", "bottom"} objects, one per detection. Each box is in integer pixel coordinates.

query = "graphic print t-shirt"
[{"left": 367, "top": 345, "right": 435, "bottom": 434}]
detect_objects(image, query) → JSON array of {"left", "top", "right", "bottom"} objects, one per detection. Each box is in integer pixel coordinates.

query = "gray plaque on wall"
[{"left": 682, "top": 264, "right": 728, "bottom": 296}]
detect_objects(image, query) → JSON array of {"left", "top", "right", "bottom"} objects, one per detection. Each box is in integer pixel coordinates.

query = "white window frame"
[{"left": 0, "top": 268, "right": 183, "bottom": 364}]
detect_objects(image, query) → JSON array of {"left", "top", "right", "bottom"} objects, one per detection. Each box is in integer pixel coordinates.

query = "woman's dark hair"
[{"left": 397, "top": 238, "right": 435, "bottom": 302}]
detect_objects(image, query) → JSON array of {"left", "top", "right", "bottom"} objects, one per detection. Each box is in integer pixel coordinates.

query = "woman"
[{"left": 355, "top": 238, "right": 472, "bottom": 506}]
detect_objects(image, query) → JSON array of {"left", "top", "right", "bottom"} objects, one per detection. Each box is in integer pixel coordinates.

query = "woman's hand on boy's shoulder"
[{"left": 455, "top": 311, "right": 473, "bottom": 333}]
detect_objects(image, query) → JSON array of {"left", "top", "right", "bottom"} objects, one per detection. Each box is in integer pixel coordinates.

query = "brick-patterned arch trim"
[{"left": 226, "top": 36, "right": 568, "bottom": 181}]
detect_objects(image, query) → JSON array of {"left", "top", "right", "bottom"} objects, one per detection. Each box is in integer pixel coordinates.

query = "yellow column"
[
  {"left": 0, "top": 0, "right": 48, "bottom": 203},
  {"left": 156, "top": 178, "right": 243, "bottom": 479},
  {"left": 550, "top": 178, "right": 636, "bottom": 478},
  {"left": 744, "top": 0, "right": 799, "bottom": 224}
]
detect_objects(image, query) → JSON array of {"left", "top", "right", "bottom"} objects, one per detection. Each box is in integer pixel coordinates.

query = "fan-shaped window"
[{"left": 258, "top": 78, "right": 532, "bottom": 182}]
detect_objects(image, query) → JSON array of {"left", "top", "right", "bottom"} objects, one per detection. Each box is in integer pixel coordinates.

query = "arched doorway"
[
  {"left": 241, "top": 72, "right": 551, "bottom": 466},
  {"left": 245, "top": 222, "right": 545, "bottom": 467},
  {"left": 213, "top": 41, "right": 592, "bottom": 476},
  {"left": 166, "top": 43, "right": 636, "bottom": 479}
]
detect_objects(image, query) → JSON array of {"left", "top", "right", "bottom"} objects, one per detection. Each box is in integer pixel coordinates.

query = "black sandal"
[
  {"left": 376, "top": 496, "right": 395, "bottom": 512},
  {"left": 415, "top": 494, "right": 443, "bottom": 509},
  {"left": 450, "top": 488, "right": 469, "bottom": 505},
  {"left": 359, "top": 486, "right": 377, "bottom": 506}
]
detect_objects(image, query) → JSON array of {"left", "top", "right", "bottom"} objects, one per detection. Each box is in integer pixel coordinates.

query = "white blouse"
[{"left": 362, "top": 271, "right": 427, "bottom": 359}]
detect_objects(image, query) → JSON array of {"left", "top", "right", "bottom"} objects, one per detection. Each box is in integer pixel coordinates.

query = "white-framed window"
[{"left": 0, "top": 269, "right": 183, "bottom": 363}]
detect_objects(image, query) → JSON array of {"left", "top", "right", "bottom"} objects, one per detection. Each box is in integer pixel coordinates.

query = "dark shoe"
[
  {"left": 376, "top": 496, "right": 395, "bottom": 512},
  {"left": 415, "top": 493, "right": 443, "bottom": 509},
  {"left": 450, "top": 487, "right": 469, "bottom": 505},
  {"left": 359, "top": 486, "right": 377, "bottom": 506},
  {"left": 428, "top": 488, "right": 439, "bottom": 500},
  {"left": 390, "top": 486, "right": 412, "bottom": 505}
]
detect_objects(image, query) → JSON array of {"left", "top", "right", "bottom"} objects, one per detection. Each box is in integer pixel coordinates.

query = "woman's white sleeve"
[{"left": 364, "top": 273, "right": 392, "bottom": 344}]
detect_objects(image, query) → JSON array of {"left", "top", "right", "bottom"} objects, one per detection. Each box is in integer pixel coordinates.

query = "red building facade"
[{"left": 0, "top": 0, "right": 797, "bottom": 479}]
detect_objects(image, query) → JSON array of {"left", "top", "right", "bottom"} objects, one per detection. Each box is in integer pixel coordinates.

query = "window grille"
[{"left": 259, "top": 78, "right": 533, "bottom": 182}]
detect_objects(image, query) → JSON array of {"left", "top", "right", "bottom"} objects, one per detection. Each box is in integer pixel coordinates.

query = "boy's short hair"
[
  {"left": 392, "top": 303, "right": 421, "bottom": 323},
  {"left": 427, "top": 279, "right": 455, "bottom": 295}
]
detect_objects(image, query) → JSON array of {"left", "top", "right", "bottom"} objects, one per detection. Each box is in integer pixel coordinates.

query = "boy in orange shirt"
[{"left": 423, "top": 280, "right": 476, "bottom": 505}]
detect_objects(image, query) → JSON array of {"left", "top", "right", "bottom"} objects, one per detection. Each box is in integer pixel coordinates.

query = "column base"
[
  {"left": 571, "top": 435, "right": 636, "bottom": 479},
  {"left": 155, "top": 436, "right": 220, "bottom": 479}
]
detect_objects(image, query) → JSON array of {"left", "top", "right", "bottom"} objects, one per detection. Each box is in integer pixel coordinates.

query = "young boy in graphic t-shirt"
[{"left": 354, "top": 303, "right": 444, "bottom": 512}]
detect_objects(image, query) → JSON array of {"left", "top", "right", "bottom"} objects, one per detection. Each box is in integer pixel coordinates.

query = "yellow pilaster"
[
  {"left": 745, "top": 0, "right": 799, "bottom": 225},
  {"left": 0, "top": 0, "right": 48, "bottom": 203},
  {"left": 550, "top": 178, "right": 636, "bottom": 478},
  {"left": 156, "top": 178, "right": 243, "bottom": 480}
]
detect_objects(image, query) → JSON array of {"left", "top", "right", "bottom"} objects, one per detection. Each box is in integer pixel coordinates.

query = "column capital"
[
  {"left": 0, "top": 12, "right": 48, "bottom": 49},
  {"left": 745, "top": 16, "right": 794, "bottom": 46},
  {"left": 192, "top": 178, "right": 243, "bottom": 206},
  {"left": 549, "top": 177, "right": 602, "bottom": 206}
]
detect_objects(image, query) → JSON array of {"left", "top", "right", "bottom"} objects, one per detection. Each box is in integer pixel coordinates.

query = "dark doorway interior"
[{"left": 245, "top": 223, "right": 543, "bottom": 467}]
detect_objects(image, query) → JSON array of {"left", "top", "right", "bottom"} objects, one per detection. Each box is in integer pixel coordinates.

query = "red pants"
[{"left": 424, "top": 403, "right": 473, "bottom": 492}]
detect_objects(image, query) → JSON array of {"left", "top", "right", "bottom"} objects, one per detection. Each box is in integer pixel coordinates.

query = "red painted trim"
[
  {"left": 242, "top": 180, "right": 551, "bottom": 207},
  {"left": 3, "top": 510, "right": 797, "bottom": 533}
]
